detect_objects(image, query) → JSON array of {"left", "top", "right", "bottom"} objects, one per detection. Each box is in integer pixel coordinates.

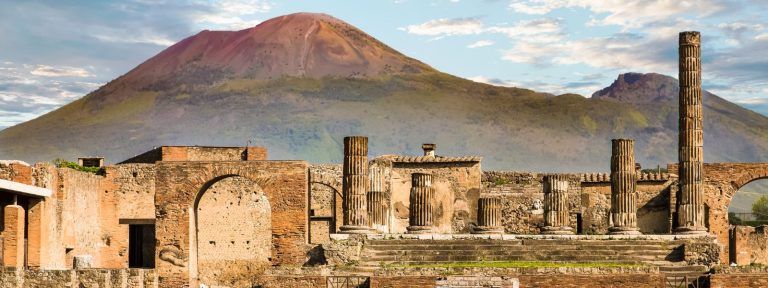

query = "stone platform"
[{"left": 326, "top": 233, "right": 719, "bottom": 269}]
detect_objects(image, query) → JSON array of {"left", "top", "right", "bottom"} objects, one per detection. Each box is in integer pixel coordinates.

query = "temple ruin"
[{"left": 1, "top": 31, "right": 768, "bottom": 287}]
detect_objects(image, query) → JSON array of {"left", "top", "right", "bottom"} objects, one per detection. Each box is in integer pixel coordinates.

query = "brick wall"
[
  {"left": 710, "top": 273, "right": 768, "bottom": 288},
  {"left": 154, "top": 160, "right": 308, "bottom": 286}
]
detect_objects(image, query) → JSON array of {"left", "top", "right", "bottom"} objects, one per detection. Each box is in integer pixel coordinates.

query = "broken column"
[
  {"left": 367, "top": 166, "right": 387, "bottom": 231},
  {"left": 542, "top": 174, "right": 573, "bottom": 235},
  {"left": 675, "top": 31, "right": 708, "bottom": 235},
  {"left": 473, "top": 197, "right": 504, "bottom": 234},
  {"left": 609, "top": 139, "right": 641, "bottom": 235},
  {"left": 422, "top": 143, "right": 436, "bottom": 157},
  {"left": 340, "top": 136, "right": 370, "bottom": 234},
  {"left": 407, "top": 173, "right": 435, "bottom": 234},
  {"left": 3, "top": 197, "right": 25, "bottom": 268}
]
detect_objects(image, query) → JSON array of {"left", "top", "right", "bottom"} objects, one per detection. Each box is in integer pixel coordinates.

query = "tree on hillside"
[{"left": 752, "top": 195, "right": 768, "bottom": 221}]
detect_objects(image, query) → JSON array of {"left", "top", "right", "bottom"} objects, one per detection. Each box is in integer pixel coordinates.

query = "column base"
[
  {"left": 472, "top": 226, "right": 504, "bottom": 234},
  {"left": 608, "top": 227, "right": 642, "bottom": 235},
  {"left": 674, "top": 226, "right": 708, "bottom": 235},
  {"left": 541, "top": 226, "right": 574, "bottom": 235},
  {"left": 339, "top": 225, "right": 371, "bottom": 234},
  {"left": 406, "top": 226, "right": 433, "bottom": 234}
]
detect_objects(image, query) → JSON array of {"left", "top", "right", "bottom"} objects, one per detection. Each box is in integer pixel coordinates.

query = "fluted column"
[
  {"left": 675, "top": 31, "right": 708, "bottom": 235},
  {"left": 407, "top": 173, "right": 434, "bottom": 234},
  {"left": 609, "top": 139, "right": 641, "bottom": 235},
  {"left": 542, "top": 174, "right": 573, "bottom": 235},
  {"left": 473, "top": 197, "right": 503, "bottom": 234},
  {"left": 367, "top": 166, "right": 387, "bottom": 231},
  {"left": 340, "top": 136, "right": 370, "bottom": 234}
]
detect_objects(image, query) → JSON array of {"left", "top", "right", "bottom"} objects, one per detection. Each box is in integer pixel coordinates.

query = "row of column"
[{"left": 339, "top": 136, "right": 642, "bottom": 235}]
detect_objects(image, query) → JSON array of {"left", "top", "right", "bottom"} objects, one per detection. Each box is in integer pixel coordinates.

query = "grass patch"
[
  {"left": 384, "top": 261, "right": 646, "bottom": 269},
  {"left": 54, "top": 158, "right": 102, "bottom": 174}
]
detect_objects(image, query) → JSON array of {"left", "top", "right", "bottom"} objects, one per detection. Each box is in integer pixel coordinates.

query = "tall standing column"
[
  {"left": 609, "top": 139, "right": 641, "bottom": 235},
  {"left": 407, "top": 173, "right": 434, "bottom": 234},
  {"left": 367, "top": 166, "right": 387, "bottom": 232},
  {"left": 473, "top": 197, "right": 504, "bottom": 234},
  {"left": 675, "top": 31, "right": 708, "bottom": 235},
  {"left": 542, "top": 174, "right": 573, "bottom": 235},
  {"left": 340, "top": 136, "right": 370, "bottom": 234}
]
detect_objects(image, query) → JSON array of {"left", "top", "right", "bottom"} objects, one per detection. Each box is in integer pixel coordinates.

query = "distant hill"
[{"left": 1, "top": 13, "right": 768, "bottom": 172}]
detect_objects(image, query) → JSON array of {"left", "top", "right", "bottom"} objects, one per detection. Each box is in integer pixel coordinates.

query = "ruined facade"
[{"left": 1, "top": 31, "right": 768, "bottom": 287}]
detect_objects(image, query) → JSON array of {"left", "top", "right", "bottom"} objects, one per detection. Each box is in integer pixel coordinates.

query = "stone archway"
[
  {"left": 154, "top": 161, "right": 308, "bottom": 287},
  {"left": 193, "top": 175, "right": 271, "bottom": 287},
  {"left": 309, "top": 182, "right": 342, "bottom": 244},
  {"left": 667, "top": 162, "right": 768, "bottom": 265}
]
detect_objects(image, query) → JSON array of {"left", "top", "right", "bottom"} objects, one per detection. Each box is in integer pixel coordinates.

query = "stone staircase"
[{"left": 359, "top": 238, "right": 688, "bottom": 267}]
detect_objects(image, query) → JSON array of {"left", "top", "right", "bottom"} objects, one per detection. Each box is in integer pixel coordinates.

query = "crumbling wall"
[
  {"left": 105, "top": 164, "right": 156, "bottom": 220},
  {"left": 483, "top": 171, "right": 672, "bottom": 235},
  {"left": 196, "top": 176, "right": 271, "bottom": 288},
  {"left": 60, "top": 168, "right": 123, "bottom": 268},
  {"left": 387, "top": 162, "right": 481, "bottom": 234},
  {"left": 154, "top": 160, "right": 308, "bottom": 286},
  {"left": 308, "top": 164, "right": 342, "bottom": 244},
  {"left": 731, "top": 225, "right": 768, "bottom": 265},
  {"left": 0, "top": 268, "right": 157, "bottom": 288},
  {"left": 483, "top": 172, "right": 579, "bottom": 234}
]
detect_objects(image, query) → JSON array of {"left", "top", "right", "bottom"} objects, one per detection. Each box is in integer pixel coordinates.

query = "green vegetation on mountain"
[{"left": 1, "top": 13, "right": 768, "bottom": 172}]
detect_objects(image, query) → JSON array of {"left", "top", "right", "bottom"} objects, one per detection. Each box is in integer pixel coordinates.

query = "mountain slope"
[{"left": 1, "top": 13, "right": 768, "bottom": 171}]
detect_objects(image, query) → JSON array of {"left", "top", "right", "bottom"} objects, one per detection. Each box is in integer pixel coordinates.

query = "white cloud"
[
  {"left": 402, "top": 17, "right": 484, "bottom": 36},
  {"left": 467, "top": 40, "right": 494, "bottom": 48},
  {"left": 30, "top": 65, "right": 94, "bottom": 78},
  {"left": 509, "top": 0, "right": 725, "bottom": 29},
  {"left": 736, "top": 97, "right": 768, "bottom": 105},
  {"left": 404, "top": 17, "right": 564, "bottom": 44},
  {"left": 192, "top": 0, "right": 270, "bottom": 30},
  {"left": 487, "top": 18, "right": 562, "bottom": 40},
  {"left": 92, "top": 34, "right": 177, "bottom": 46},
  {"left": 0, "top": 62, "right": 103, "bottom": 127},
  {"left": 755, "top": 34, "right": 768, "bottom": 41}
]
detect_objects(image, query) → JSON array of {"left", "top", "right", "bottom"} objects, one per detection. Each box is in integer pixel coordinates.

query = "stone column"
[
  {"left": 542, "top": 175, "right": 573, "bottom": 235},
  {"left": 340, "top": 136, "right": 370, "bottom": 234},
  {"left": 676, "top": 31, "right": 708, "bottom": 235},
  {"left": 3, "top": 201, "right": 25, "bottom": 268},
  {"left": 367, "top": 166, "right": 387, "bottom": 231},
  {"left": 407, "top": 173, "right": 434, "bottom": 234},
  {"left": 609, "top": 139, "right": 641, "bottom": 235},
  {"left": 473, "top": 197, "right": 503, "bottom": 234}
]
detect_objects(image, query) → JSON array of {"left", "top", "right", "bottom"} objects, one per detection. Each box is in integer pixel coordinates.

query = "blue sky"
[{"left": 1, "top": 0, "right": 768, "bottom": 128}]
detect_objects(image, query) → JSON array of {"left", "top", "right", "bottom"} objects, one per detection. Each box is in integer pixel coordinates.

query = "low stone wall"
[
  {"left": 0, "top": 268, "right": 157, "bottom": 288},
  {"left": 709, "top": 266, "right": 768, "bottom": 288},
  {"left": 258, "top": 266, "right": 666, "bottom": 288}
]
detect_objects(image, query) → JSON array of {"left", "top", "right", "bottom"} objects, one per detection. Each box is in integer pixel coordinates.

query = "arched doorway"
[
  {"left": 194, "top": 176, "right": 271, "bottom": 287},
  {"left": 728, "top": 178, "right": 768, "bottom": 265},
  {"left": 309, "top": 182, "right": 342, "bottom": 244}
]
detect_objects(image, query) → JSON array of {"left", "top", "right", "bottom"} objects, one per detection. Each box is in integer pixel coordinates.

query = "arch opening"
[
  {"left": 193, "top": 175, "right": 272, "bottom": 287},
  {"left": 728, "top": 178, "right": 768, "bottom": 266},
  {"left": 308, "top": 182, "right": 342, "bottom": 244}
]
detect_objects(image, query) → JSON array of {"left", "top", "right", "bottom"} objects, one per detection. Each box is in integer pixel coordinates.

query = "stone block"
[{"left": 74, "top": 255, "right": 93, "bottom": 269}]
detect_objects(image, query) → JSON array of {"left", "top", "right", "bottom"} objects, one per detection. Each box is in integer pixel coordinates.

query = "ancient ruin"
[
  {"left": 1, "top": 31, "right": 768, "bottom": 288},
  {"left": 609, "top": 139, "right": 641, "bottom": 235}
]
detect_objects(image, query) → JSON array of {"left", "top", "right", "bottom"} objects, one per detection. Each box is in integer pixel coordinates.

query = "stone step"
[
  {"left": 365, "top": 249, "right": 678, "bottom": 258},
  {"left": 364, "top": 254, "right": 672, "bottom": 263},
  {"left": 363, "top": 244, "right": 677, "bottom": 251},
  {"left": 365, "top": 239, "right": 681, "bottom": 246},
  {"left": 659, "top": 265, "right": 709, "bottom": 273},
  {"left": 357, "top": 259, "right": 671, "bottom": 267}
]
